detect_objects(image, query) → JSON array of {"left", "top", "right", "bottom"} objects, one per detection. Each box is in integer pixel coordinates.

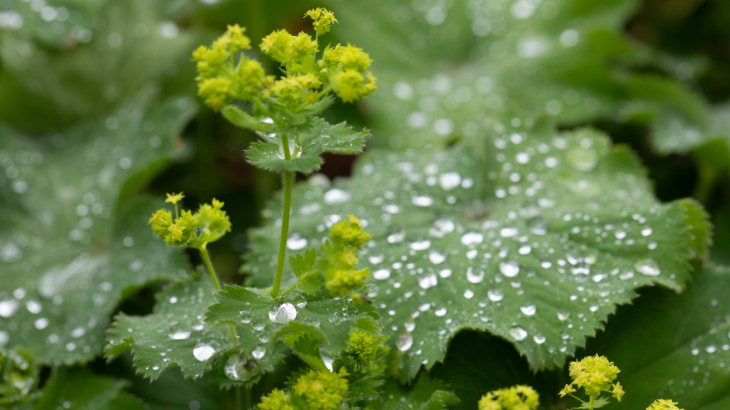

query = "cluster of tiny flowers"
[
  {"left": 148, "top": 192, "right": 231, "bottom": 248},
  {"left": 257, "top": 368, "right": 349, "bottom": 410},
  {"left": 193, "top": 8, "right": 376, "bottom": 112},
  {"left": 321, "top": 215, "right": 373, "bottom": 298},
  {"left": 559, "top": 355, "right": 624, "bottom": 402},
  {"left": 478, "top": 385, "right": 539, "bottom": 410},
  {"left": 646, "top": 399, "right": 683, "bottom": 410},
  {"left": 192, "top": 25, "right": 264, "bottom": 110}
]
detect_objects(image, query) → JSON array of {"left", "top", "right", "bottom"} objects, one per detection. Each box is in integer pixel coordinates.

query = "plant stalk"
[
  {"left": 271, "top": 134, "right": 293, "bottom": 298},
  {"left": 200, "top": 245, "right": 238, "bottom": 345}
]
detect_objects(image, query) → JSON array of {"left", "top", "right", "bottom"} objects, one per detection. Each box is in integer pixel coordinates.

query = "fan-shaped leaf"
[
  {"left": 106, "top": 274, "right": 233, "bottom": 380},
  {"left": 0, "top": 98, "right": 195, "bottom": 365},
  {"left": 34, "top": 367, "right": 145, "bottom": 410},
  {"left": 246, "top": 126, "right": 707, "bottom": 378}
]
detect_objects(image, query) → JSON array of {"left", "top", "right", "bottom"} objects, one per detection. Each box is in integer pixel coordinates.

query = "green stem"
[
  {"left": 271, "top": 134, "right": 294, "bottom": 298},
  {"left": 281, "top": 283, "right": 297, "bottom": 297},
  {"left": 200, "top": 245, "right": 238, "bottom": 345},
  {"left": 589, "top": 394, "right": 595, "bottom": 410}
]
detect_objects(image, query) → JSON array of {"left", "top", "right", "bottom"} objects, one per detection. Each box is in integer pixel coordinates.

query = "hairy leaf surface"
[
  {"left": 205, "top": 286, "right": 380, "bottom": 382},
  {"left": 34, "top": 367, "right": 144, "bottom": 410},
  {"left": 323, "top": 0, "right": 707, "bottom": 153},
  {"left": 0, "top": 98, "right": 195, "bottom": 365},
  {"left": 247, "top": 126, "right": 707, "bottom": 377},
  {"left": 106, "top": 274, "right": 233, "bottom": 380},
  {"left": 583, "top": 264, "right": 730, "bottom": 410}
]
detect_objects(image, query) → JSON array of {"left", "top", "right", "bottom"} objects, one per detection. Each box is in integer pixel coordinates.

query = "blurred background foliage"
[{"left": 1, "top": 0, "right": 730, "bottom": 408}]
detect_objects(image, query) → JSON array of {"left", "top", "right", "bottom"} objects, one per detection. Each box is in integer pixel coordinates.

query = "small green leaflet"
[
  {"left": 652, "top": 104, "right": 730, "bottom": 155},
  {"left": 0, "top": 98, "right": 195, "bottom": 365},
  {"left": 204, "top": 286, "right": 380, "bottom": 383},
  {"left": 225, "top": 110, "right": 370, "bottom": 174},
  {"left": 34, "top": 367, "right": 145, "bottom": 410},
  {"left": 582, "top": 264, "right": 730, "bottom": 410},
  {"left": 289, "top": 248, "right": 324, "bottom": 295},
  {"left": 246, "top": 126, "right": 708, "bottom": 378},
  {"left": 106, "top": 274, "right": 233, "bottom": 380}
]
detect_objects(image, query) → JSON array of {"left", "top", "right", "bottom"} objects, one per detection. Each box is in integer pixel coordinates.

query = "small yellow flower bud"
[
  {"left": 337, "top": 44, "right": 372, "bottom": 72},
  {"left": 568, "top": 354, "right": 620, "bottom": 396},
  {"left": 165, "top": 192, "right": 185, "bottom": 205},
  {"left": 292, "top": 368, "right": 349, "bottom": 410},
  {"left": 332, "top": 69, "right": 377, "bottom": 103},
  {"left": 260, "top": 29, "right": 295, "bottom": 63},
  {"left": 646, "top": 399, "right": 683, "bottom": 410},
  {"left": 558, "top": 384, "right": 575, "bottom": 398},
  {"left": 329, "top": 215, "right": 372, "bottom": 249},
  {"left": 326, "top": 267, "right": 370, "bottom": 297},
  {"left": 306, "top": 8, "right": 338, "bottom": 37},
  {"left": 226, "top": 24, "right": 251, "bottom": 52},
  {"left": 198, "top": 77, "right": 235, "bottom": 111},
  {"left": 257, "top": 389, "right": 294, "bottom": 410},
  {"left": 235, "top": 57, "right": 265, "bottom": 100},
  {"left": 148, "top": 209, "right": 173, "bottom": 237},
  {"left": 611, "top": 382, "right": 625, "bottom": 402}
]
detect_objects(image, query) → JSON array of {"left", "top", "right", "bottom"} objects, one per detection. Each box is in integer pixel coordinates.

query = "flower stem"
[
  {"left": 589, "top": 395, "right": 595, "bottom": 410},
  {"left": 271, "top": 134, "right": 293, "bottom": 298},
  {"left": 200, "top": 245, "right": 238, "bottom": 345}
]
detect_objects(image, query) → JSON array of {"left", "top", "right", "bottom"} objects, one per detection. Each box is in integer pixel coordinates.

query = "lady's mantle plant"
[{"left": 192, "top": 8, "right": 376, "bottom": 299}]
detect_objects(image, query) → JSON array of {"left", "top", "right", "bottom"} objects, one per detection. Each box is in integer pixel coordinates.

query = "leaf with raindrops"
[
  {"left": 243, "top": 117, "right": 370, "bottom": 175},
  {"left": 321, "top": 0, "right": 706, "bottom": 152},
  {"left": 0, "top": 98, "right": 196, "bottom": 365},
  {"left": 204, "top": 285, "right": 381, "bottom": 384},
  {"left": 245, "top": 126, "right": 709, "bottom": 378},
  {"left": 370, "top": 375, "right": 459, "bottom": 410},
  {"left": 0, "top": 0, "right": 201, "bottom": 132},
  {"left": 581, "top": 264, "right": 730, "bottom": 410},
  {"left": 34, "top": 366, "right": 145, "bottom": 410},
  {"left": 105, "top": 274, "right": 233, "bottom": 380}
]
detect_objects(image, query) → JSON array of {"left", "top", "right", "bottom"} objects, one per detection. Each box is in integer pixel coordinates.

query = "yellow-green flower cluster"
[
  {"left": 261, "top": 30, "right": 319, "bottom": 67},
  {"left": 193, "top": 25, "right": 264, "bottom": 110},
  {"left": 257, "top": 389, "right": 294, "bottom": 410},
  {"left": 306, "top": 8, "right": 338, "bottom": 37},
  {"left": 321, "top": 43, "right": 377, "bottom": 103},
  {"left": 257, "top": 368, "right": 349, "bottom": 410},
  {"left": 478, "top": 385, "right": 539, "bottom": 410},
  {"left": 293, "top": 368, "right": 349, "bottom": 410},
  {"left": 345, "top": 331, "right": 384, "bottom": 371},
  {"left": 322, "top": 216, "right": 372, "bottom": 298},
  {"left": 646, "top": 399, "right": 683, "bottom": 410},
  {"left": 559, "top": 355, "right": 624, "bottom": 402},
  {"left": 148, "top": 193, "right": 231, "bottom": 249}
]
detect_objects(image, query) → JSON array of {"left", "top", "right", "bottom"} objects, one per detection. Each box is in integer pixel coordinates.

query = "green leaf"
[
  {"left": 244, "top": 117, "right": 370, "bottom": 175},
  {"left": 371, "top": 376, "right": 459, "bottom": 410},
  {"left": 652, "top": 103, "right": 730, "bottom": 155},
  {"left": 321, "top": 0, "right": 704, "bottom": 150},
  {"left": 0, "top": 98, "right": 196, "bottom": 365},
  {"left": 0, "top": 0, "right": 202, "bottom": 132},
  {"left": 34, "top": 367, "right": 144, "bottom": 410},
  {"left": 246, "top": 126, "right": 707, "bottom": 378},
  {"left": 575, "top": 396, "right": 611, "bottom": 409},
  {"left": 105, "top": 274, "right": 233, "bottom": 380},
  {"left": 582, "top": 264, "right": 730, "bottom": 410},
  {"left": 289, "top": 249, "right": 324, "bottom": 295},
  {"left": 204, "top": 286, "right": 380, "bottom": 384},
  {"left": 0, "top": 346, "right": 39, "bottom": 405}
]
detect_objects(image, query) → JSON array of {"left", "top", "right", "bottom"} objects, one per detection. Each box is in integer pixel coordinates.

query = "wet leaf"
[
  {"left": 0, "top": 98, "right": 196, "bottom": 365},
  {"left": 652, "top": 103, "right": 730, "bottom": 155},
  {"left": 246, "top": 126, "right": 707, "bottom": 378},
  {"left": 105, "top": 274, "right": 233, "bottom": 380},
  {"left": 34, "top": 367, "right": 144, "bottom": 410},
  {"left": 204, "top": 286, "right": 380, "bottom": 385},
  {"left": 0, "top": 0, "right": 202, "bottom": 132},
  {"left": 583, "top": 264, "right": 730, "bottom": 410},
  {"left": 322, "top": 0, "right": 706, "bottom": 152}
]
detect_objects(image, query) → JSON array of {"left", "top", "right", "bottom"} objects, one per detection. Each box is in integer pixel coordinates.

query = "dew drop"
[
  {"left": 466, "top": 267, "right": 485, "bottom": 283},
  {"left": 434, "top": 308, "right": 447, "bottom": 317},
  {"left": 488, "top": 289, "right": 504, "bottom": 302},
  {"left": 252, "top": 345, "right": 267, "bottom": 359},
  {"left": 509, "top": 326, "right": 528, "bottom": 341},
  {"left": 429, "top": 250, "right": 446, "bottom": 264},
  {"left": 557, "top": 310, "right": 570, "bottom": 321},
  {"left": 409, "top": 240, "right": 431, "bottom": 251},
  {"left": 439, "top": 172, "right": 461, "bottom": 190},
  {"left": 168, "top": 325, "right": 191, "bottom": 340},
  {"left": 286, "top": 234, "right": 307, "bottom": 250},
  {"left": 533, "top": 333, "right": 546, "bottom": 344},
  {"left": 193, "top": 344, "right": 216, "bottom": 361},
  {"left": 464, "top": 290, "right": 474, "bottom": 299},
  {"left": 268, "top": 303, "right": 297, "bottom": 324},
  {"left": 500, "top": 261, "right": 520, "bottom": 277},
  {"left": 460, "top": 232, "right": 484, "bottom": 246},
  {"left": 225, "top": 355, "right": 260, "bottom": 381},
  {"left": 418, "top": 274, "right": 438, "bottom": 289},
  {"left": 397, "top": 332, "right": 413, "bottom": 351},
  {"left": 0, "top": 300, "right": 19, "bottom": 317},
  {"left": 324, "top": 189, "right": 350, "bottom": 204},
  {"left": 520, "top": 303, "right": 536, "bottom": 316},
  {"left": 635, "top": 258, "right": 660, "bottom": 276},
  {"left": 500, "top": 227, "right": 518, "bottom": 238},
  {"left": 373, "top": 269, "right": 391, "bottom": 280}
]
